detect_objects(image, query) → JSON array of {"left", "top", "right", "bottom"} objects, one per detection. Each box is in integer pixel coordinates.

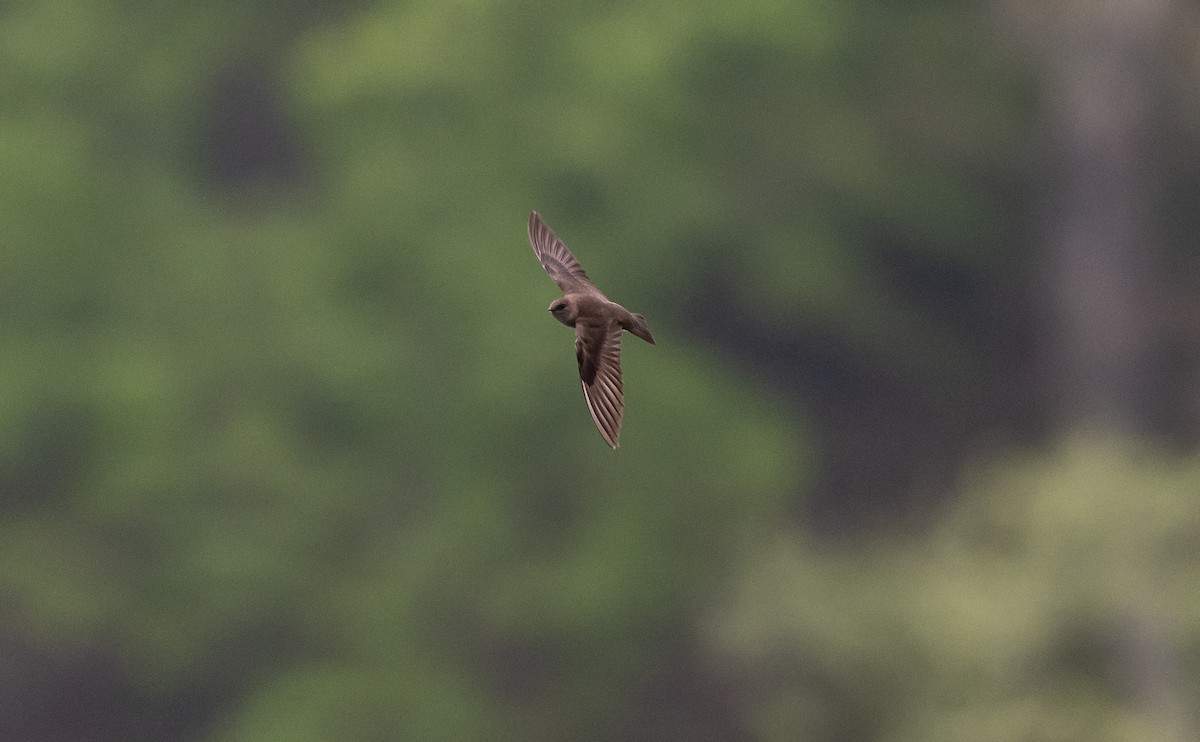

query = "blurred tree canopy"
[
  {"left": 708, "top": 437, "right": 1200, "bottom": 742},
  {"left": 1, "top": 0, "right": 1198, "bottom": 740}
]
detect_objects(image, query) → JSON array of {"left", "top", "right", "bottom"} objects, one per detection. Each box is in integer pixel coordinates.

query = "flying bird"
[{"left": 528, "top": 211, "right": 655, "bottom": 448}]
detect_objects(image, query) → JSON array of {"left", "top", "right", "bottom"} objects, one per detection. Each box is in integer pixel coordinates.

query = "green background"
[{"left": 2, "top": 1, "right": 1198, "bottom": 740}]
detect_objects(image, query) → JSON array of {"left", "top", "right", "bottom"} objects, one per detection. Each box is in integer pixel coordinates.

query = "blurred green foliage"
[
  {"left": 708, "top": 438, "right": 1200, "bottom": 741},
  {"left": 0, "top": 0, "right": 1196, "bottom": 740}
]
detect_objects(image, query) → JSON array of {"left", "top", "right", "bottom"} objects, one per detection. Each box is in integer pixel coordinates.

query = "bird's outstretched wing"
[
  {"left": 529, "top": 211, "right": 605, "bottom": 297},
  {"left": 575, "top": 323, "right": 624, "bottom": 448}
]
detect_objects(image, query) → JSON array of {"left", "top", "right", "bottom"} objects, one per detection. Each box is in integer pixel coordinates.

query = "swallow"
[{"left": 528, "top": 211, "right": 655, "bottom": 448}]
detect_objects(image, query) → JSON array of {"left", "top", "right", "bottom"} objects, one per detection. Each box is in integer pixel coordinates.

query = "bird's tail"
[{"left": 629, "top": 313, "right": 656, "bottom": 345}]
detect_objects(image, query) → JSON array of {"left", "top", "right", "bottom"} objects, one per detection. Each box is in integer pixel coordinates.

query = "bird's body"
[{"left": 527, "top": 211, "right": 654, "bottom": 448}]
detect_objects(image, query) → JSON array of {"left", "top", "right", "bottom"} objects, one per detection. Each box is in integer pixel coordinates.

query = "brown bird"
[{"left": 528, "top": 211, "right": 655, "bottom": 448}]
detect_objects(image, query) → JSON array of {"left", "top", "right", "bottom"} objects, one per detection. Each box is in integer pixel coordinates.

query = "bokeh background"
[{"left": 3, "top": 1, "right": 1200, "bottom": 740}]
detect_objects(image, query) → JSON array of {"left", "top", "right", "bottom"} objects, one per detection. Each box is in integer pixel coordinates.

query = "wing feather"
[
  {"left": 575, "top": 323, "right": 624, "bottom": 448},
  {"left": 528, "top": 211, "right": 605, "bottom": 297}
]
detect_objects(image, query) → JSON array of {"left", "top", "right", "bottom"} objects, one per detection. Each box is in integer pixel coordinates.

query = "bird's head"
[{"left": 548, "top": 297, "right": 577, "bottom": 326}]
